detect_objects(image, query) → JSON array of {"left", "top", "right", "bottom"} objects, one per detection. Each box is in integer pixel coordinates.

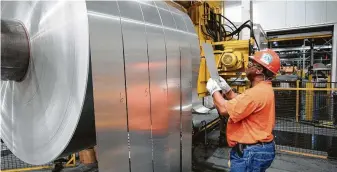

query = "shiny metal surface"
[
  {"left": 117, "top": 1, "right": 153, "bottom": 171},
  {"left": 1, "top": 1, "right": 200, "bottom": 170},
  {"left": 1, "top": 19, "right": 30, "bottom": 81},
  {"left": 184, "top": 11, "right": 200, "bottom": 171},
  {"left": 87, "top": 1, "right": 129, "bottom": 171},
  {"left": 155, "top": 1, "right": 182, "bottom": 171},
  {"left": 184, "top": 11, "right": 202, "bottom": 109},
  {"left": 140, "top": 2, "right": 170, "bottom": 172},
  {"left": 0, "top": 0, "right": 94, "bottom": 165},
  {"left": 173, "top": 11, "right": 193, "bottom": 172}
]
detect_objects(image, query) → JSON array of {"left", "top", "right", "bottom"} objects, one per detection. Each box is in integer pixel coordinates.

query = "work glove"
[
  {"left": 219, "top": 77, "right": 232, "bottom": 93},
  {"left": 206, "top": 78, "right": 221, "bottom": 96}
]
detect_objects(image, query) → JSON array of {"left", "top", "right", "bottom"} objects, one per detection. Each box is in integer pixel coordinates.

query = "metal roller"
[{"left": 1, "top": 1, "right": 200, "bottom": 171}]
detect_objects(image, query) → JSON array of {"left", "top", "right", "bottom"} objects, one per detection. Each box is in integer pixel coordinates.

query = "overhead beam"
[
  {"left": 268, "top": 34, "right": 332, "bottom": 42},
  {"left": 272, "top": 45, "right": 332, "bottom": 52}
]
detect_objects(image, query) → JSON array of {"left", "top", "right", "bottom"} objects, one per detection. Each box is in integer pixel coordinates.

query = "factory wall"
[{"left": 224, "top": 0, "right": 337, "bottom": 31}]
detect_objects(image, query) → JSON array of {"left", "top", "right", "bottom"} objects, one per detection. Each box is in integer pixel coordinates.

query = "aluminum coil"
[
  {"left": 1, "top": 0, "right": 96, "bottom": 165},
  {"left": 1, "top": 1, "right": 200, "bottom": 171}
]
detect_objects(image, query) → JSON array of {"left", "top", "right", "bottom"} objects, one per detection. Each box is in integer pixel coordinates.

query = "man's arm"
[
  {"left": 223, "top": 89, "right": 237, "bottom": 100},
  {"left": 212, "top": 89, "right": 258, "bottom": 123},
  {"left": 212, "top": 91, "right": 229, "bottom": 117}
]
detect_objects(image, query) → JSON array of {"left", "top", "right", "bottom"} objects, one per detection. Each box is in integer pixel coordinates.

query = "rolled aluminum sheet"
[
  {"left": 1, "top": 0, "right": 200, "bottom": 171},
  {"left": 1, "top": 0, "right": 96, "bottom": 165}
]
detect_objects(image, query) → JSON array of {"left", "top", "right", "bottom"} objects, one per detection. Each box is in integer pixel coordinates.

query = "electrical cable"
[
  {"left": 253, "top": 34, "right": 260, "bottom": 51},
  {"left": 222, "top": 20, "right": 261, "bottom": 50},
  {"left": 226, "top": 21, "right": 251, "bottom": 37},
  {"left": 214, "top": 19, "right": 226, "bottom": 40},
  {"left": 219, "top": 14, "right": 238, "bottom": 30},
  {"left": 224, "top": 24, "right": 235, "bottom": 40},
  {"left": 201, "top": 25, "right": 214, "bottom": 40},
  {"left": 206, "top": 26, "right": 216, "bottom": 40},
  {"left": 218, "top": 14, "right": 239, "bottom": 39},
  {"left": 203, "top": 4, "right": 259, "bottom": 49}
]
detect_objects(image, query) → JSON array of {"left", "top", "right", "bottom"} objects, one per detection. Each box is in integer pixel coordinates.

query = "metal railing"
[{"left": 272, "top": 80, "right": 337, "bottom": 159}]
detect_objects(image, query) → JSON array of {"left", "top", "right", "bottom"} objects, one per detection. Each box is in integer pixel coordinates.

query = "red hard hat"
[{"left": 250, "top": 49, "right": 281, "bottom": 75}]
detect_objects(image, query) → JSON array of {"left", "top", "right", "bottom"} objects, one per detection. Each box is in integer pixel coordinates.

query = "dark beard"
[{"left": 246, "top": 72, "right": 257, "bottom": 81}]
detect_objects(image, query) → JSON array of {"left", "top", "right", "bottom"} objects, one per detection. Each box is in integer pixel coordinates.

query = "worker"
[{"left": 206, "top": 49, "right": 281, "bottom": 172}]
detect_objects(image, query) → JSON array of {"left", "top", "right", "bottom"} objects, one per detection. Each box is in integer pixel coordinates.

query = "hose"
[{"left": 219, "top": 14, "right": 239, "bottom": 39}]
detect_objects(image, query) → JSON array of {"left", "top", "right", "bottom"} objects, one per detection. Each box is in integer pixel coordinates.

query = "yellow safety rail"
[{"left": 272, "top": 81, "right": 337, "bottom": 159}]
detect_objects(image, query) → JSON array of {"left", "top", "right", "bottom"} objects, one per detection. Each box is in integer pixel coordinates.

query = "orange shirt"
[{"left": 224, "top": 81, "right": 275, "bottom": 147}]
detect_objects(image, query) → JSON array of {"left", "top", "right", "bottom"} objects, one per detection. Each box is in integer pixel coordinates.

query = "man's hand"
[
  {"left": 206, "top": 78, "right": 221, "bottom": 96},
  {"left": 219, "top": 77, "right": 232, "bottom": 93}
]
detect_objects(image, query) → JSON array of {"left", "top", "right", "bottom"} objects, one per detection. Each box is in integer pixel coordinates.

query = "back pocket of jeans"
[{"left": 251, "top": 152, "right": 275, "bottom": 169}]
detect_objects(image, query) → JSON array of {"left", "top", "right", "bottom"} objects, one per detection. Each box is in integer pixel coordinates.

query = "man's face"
[{"left": 246, "top": 59, "right": 263, "bottom": 81}]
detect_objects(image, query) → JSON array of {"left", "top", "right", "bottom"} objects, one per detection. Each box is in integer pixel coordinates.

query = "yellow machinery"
[
  {"left": 173, "top": 0, "right": 255, "bottom": 96},
  {"left": 172, "top": 0, "right": 257, "bottom": 147}
]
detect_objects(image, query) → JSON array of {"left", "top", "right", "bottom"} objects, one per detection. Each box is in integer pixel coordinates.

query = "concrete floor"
[
  {"left": 198, "top": 147, "right": 337, "bottom": 172},
  {"left": 269, "top": 152, "right": 337, "bottom": 172},
  {"left": 2, "top": 113, "right": 337, "bottom": 172},
  {"left": 191, "top": 112, "right": 337, "bottom": 172},
  {"left": 22, "top": 153, "right": 337, "bottom": 172},
  {"left": 2, "top": 150, "right": 337, "bottom": 172}
]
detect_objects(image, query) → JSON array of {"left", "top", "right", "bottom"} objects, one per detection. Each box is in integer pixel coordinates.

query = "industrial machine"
[
  {"left": 173, "top": 3, "right": 258, "bottom": 119},
  {"left": 172, "top": 1, "right": 258, "bottom": 96},
  {"left": 171, "top": 1, "right": 263, "bottom": 170}
]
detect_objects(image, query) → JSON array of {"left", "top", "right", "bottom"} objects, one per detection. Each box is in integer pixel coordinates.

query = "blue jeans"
[{"left": 230, "top": 141, "right": 275, "bottom": 172}]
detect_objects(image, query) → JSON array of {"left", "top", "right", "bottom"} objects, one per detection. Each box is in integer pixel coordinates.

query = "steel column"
[
  {"left": 241, "top": 0, "right": 252, "bottom": 40},
  {"left": 332, "top": 24, "right": 337, "bottom": 83}
]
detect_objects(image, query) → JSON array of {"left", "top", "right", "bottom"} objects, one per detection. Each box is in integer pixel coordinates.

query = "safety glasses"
[{"left": 248, "top": 59, "right": 263, "bottom": 70}]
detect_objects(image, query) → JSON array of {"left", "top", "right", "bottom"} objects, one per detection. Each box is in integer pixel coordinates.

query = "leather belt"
[
  {"left": 243, "top": 140, "right": 274, "bottom": 146},
  {"left": 233, "top": 140, "right": 274, "bottom": 157}
]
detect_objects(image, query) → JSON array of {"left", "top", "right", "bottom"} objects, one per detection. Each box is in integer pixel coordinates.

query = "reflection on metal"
[
  {"left": 178, "top": 12, "right": 193, "bottom": 172},
  {"left": 155, "top": 1, "right": 182, "bottom": 171},
  {"left": 1, "top": 0, "right": 96, "bottom": 165},
  {"left": 192, "top": 104, "right": 211, "bottom": 114},
  {"left": 118, "top": 1, "right": 153, "bottom": 171},
  {"left": 140, "top": 2, "right": 169, "bottom": 171},
  {"left": 87, "top": 1, "right": 129, "bottom": 171},
  {"left": 1, "top": 1, "right": 199, "bottom": 171}
]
